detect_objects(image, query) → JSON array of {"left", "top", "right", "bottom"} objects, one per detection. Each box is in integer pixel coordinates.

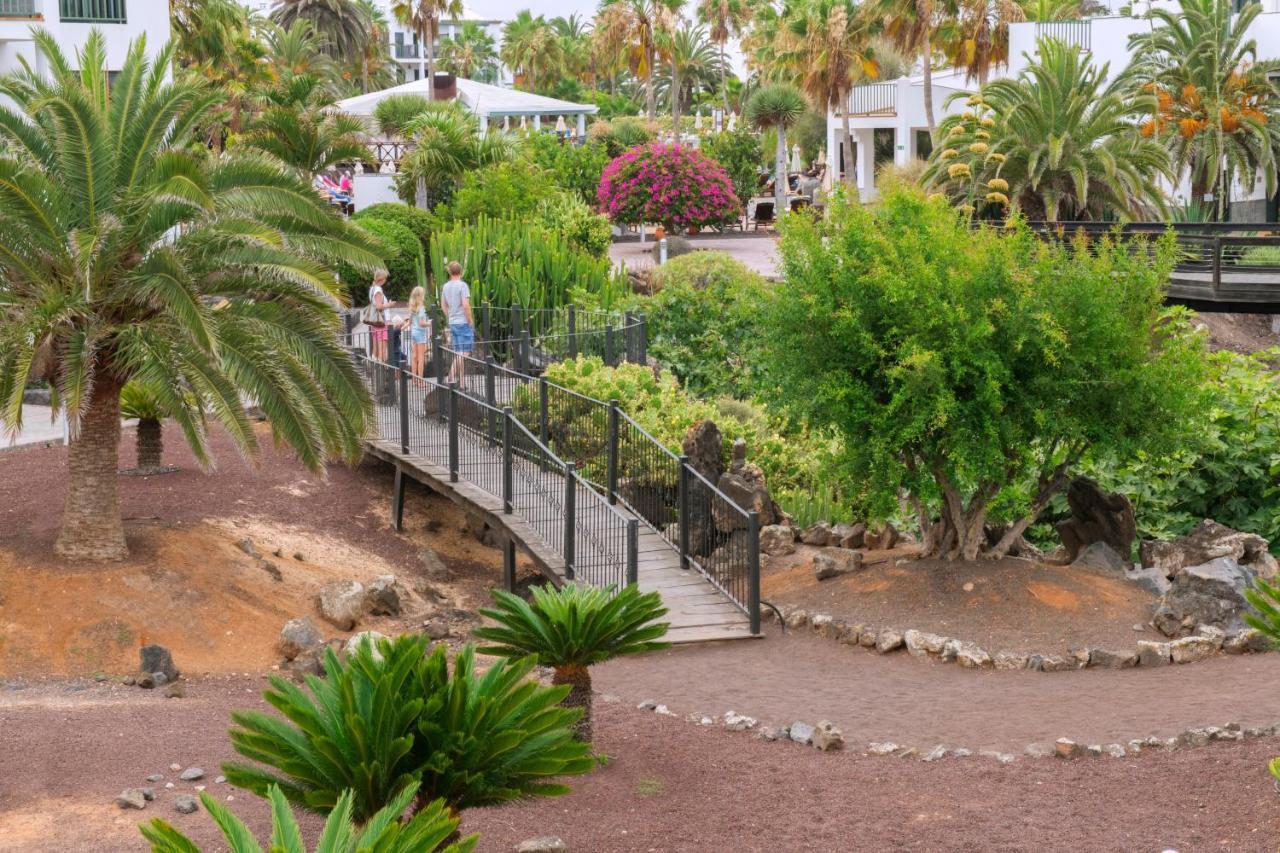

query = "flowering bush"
[{"left": 597, "top": 142, "right": 740, "bottom": 231}]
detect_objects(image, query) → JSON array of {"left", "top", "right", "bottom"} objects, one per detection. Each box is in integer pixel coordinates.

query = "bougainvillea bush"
[{"left": 597, "top": 142, "right": 740, "bottom": 231}]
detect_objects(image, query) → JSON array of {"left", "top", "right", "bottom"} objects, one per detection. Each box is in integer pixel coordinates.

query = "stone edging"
[
  {"left": 616, "top": 696, "right": 1277, "bottom": 764},
  {"left": 763, "top": 606, "right": 1271, "bottom": 672}
]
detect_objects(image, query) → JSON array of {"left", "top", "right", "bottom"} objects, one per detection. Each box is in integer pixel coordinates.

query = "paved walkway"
[
  {"left": 3, "top": 406, "right": 67, "bottom": 450},
  {"left": 595, "top": 629, "right": 1280, "bottom": 750},
  {"left": 610, "top": 234, "right": 780, "bottom": 279}
]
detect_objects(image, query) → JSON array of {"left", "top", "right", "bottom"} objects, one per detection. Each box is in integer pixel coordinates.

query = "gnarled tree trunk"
[
  {"left": 56, "top": 375, "right": 126, "bottom": 561},
  {"left": 554, "top": 663, "right": 594, "bottom": 743},
  {"left": 135, "top": 417, "right": 163, "bottom": 471}
]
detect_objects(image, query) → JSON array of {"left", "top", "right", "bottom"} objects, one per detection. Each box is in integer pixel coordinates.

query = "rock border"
[
  {"left": 615, "top": 695, "right": 1280, "bottom": 765},
  {"left": 765, "top": 606, "right": 1271, "bottom": 673}
]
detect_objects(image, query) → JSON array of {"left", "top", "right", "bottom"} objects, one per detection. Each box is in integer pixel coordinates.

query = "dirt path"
[
  {"left": 3, "top": 678, "right": 1278, "bottom": 853},
  {"left": 595, "top": 631, "right": 1280, "bottom": 750}
]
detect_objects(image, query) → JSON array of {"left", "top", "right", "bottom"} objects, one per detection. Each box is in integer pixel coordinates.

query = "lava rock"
[
  {"left": 1087, "top": 648, "right": 1138, "bottom": 669},
  {"left": 163, "top": 681, "right": 185, "bottom": 699},
  {"left": 864, "top": 523, "right": 899, "bottom": 550},
  {"left": 1153, "top": 557, "right": 1256, "bottom": 638},
  {"left": 139, "top": 644, "right": 180, "bottom": 682},
  {"left": 1071, "top": 541, "right": 1128, "bottom": 575},
  {"left": 116, "top": 789, "right": 148, "bottom": 810},
  {"left": 905, "top": 630, "right": 949, "bottom": 659},
  {"left": 423, "top": 619, "right": 451, "bottom": 640},
  {"left": 813, "top": 548, "right": 862, "bottom": 580},
  {"left": 515, "top": 836, "right": 567, "bottom": 853},
  {"left": 831, "top": 522, "right": 866, "bottom": 550},
  {"left": 344, "top": 631, "right": 388, "bottom": 661},
  {"left": 278, "top": 617, "right": 324, "bottom": 661},
  {"left": 364, "top": 575, "right": 403, "bottom": 617},
  {"left": 759, "top": 524, "right": 796, "bottom": 556},
  {"left": 812, "top": 720, "right": 844, "bottom": 751},
  {"left": 1169, "top": 635, "right": 1219, "bottom": 664},
  {"left": 955, "top": 643, "right": 993, "bottom": 669},
  {"left": 173, "top": 795, "right": 199, "bottom": 815},
  {"left": 179, "top": 767, "right": 203, "bottom": 782},
  {"left": 789, "top": 721, "right": 815, "bottom": 745},
  {"left": 1054, "top": 738, "right": 1082, "bottom": 759},
  {"left": 875, "top": 629, "right": 905, "bottom": 653},
  {"left": 1142, "top": 519, "right": 1277, "bottom": 580},
  {"left": 1055, "top": 478, "right": 1137, "bottom": 562},
  {"left": 1224, "top": 628, "right": 1271, "bottom": 655},
  {"left": 1136, "top": 640, "right": 1172, "bottom": 667},
  {"left": 317, "top": 580, "right": 366, "bottom": 630},
  {"left": 800, "top": 522, "right": 834, "bottom": 546}
]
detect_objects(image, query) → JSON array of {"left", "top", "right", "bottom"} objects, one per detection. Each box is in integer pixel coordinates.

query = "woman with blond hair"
[
  {"left": 366, "top": 269, "right": 395, "bottom": 363},
  {"left": 400, "top": 285, "right": 431, "bottom": 385}
]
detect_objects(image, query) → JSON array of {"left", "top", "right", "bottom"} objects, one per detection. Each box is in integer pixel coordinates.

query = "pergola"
[{"left": 336, "top": 77, "right": 598, "bottom": 138}]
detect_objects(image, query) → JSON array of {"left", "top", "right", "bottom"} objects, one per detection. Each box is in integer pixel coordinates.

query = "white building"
[
  {"left": 828, "top": 0, "right": 1280, "bottom": 220},
  {"left": 0, "top": 0, "right": 170, "bottom": 78}
]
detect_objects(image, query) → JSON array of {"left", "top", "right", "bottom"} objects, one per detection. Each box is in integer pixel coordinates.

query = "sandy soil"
[
  {"left": 1193, "top": 312, "right": 1280, "bottom": 354},
  {"left": 763, "top": 552, "right": 1161, "bottom": 656},
  {"left": 0, "top": 424, "right": 536, "bottom": 676},
  {"left": 3, "top": 677, "right": 1279, "bottom": 853}
]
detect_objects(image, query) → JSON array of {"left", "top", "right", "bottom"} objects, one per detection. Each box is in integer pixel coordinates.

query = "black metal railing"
[
  {"left": 343, "top": 303, "right": 760, "bottom": 631},
  {"left": 60, "top": 0, "right": 125, "bottom": 22}
]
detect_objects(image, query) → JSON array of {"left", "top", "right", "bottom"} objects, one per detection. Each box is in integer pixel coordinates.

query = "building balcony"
[
  {"left": 1034, "top": 19, "right": 1091, "bottom": 50},
  {"left": 59, "top": 0, "right": 126, "bottom": 23},
  {"left": 843, "top": 82, "right": 897, "bottom": 118},
  {"left": 394, "top": 43, "right": 422, "bottom": 59},
  {"left": 0, "top": 0, "right": 40, "bottom": 18}
]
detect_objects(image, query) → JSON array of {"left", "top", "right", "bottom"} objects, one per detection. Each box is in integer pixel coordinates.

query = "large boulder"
[
  {"left": 278, "top": 617, "right": 324, "bottom": 661},
  {"left": 759, "top": 524, "right": 796, "bottom": 557},
  {"left": 1071, "top": 541, "right": 1128, "bottom": 575},
  {"left": 800, "top": 522, "right": 834, "bottom": 546},
  {"left": 813, "top": 548, "right": 862, "bottom": 580},
  {"left": 318, "top": 580, "right": 366, "bottom": 631},
  {"left": 1152, "top": 557, "right": 1256, "bottom": 638},
  {"left": 831, "top": 522, "right": 866, "bottom": 550},
  {"left": 1055, "top": 478, "right": 1137, "bottom": 563},
  {"left": 1141, "top": 519, "right": 1277, "bottom": 580},
  {"left": 139, "top": 644, "right": 179, "bottom": 682},
  {"left": 364, "top": 575, "right": 403, "bottom": 617},
  {"left": 864, "top": 523, "right": 899, "bottom": 551},
  {"left": 682, "top": 420, "right": 724, "bottom": 557},
  {"left": 714, "top": 468, "right": 775, "bottom": 531}
]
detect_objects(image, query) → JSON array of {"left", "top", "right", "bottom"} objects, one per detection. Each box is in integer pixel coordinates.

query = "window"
[
  {"left": 60, "top": 0, "right": 126, "bottom": 23},
  {"left": 915, "top": 129, "right": 933, "bottom": 161}
]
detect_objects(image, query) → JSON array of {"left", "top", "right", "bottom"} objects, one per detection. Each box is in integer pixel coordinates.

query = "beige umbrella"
[
  {"left": 728, "top": 111, "right": 737, "bottom": 132},
  {"left": 694, "top": 111, "right": 703, "bottom": 131},
  {"left": 555, "top": 115, "right": 567, "bottom": 134},
  {"left": 520, "top": 115, "right": 527, "bottom": 129}
]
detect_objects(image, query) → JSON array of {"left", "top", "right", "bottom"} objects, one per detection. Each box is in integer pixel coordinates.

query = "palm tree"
[
  {"left": 261, "top": 19, "right": 343, "bottom": 99},
  {"left": 696, "top": 0, "right": 752, "bottom": 112},
  {"left": 270, "top": 0, "right": 371, "bottom": 60},
  {"left": 595, "top": 0, "right": 683, "bottom": 121},
  {"left": 350, "top": 0, "right": 399, "bottom": 95},
  {"left": 501, "top": 11, "right": 563, "bottom": 93},
  {"left": 439, "top": 21, "right": 499, "bottom": 82},
  {"left": 475, "top": 584, "right": 670, "bottom": 743},
  {"left": 552, "top": 14, "right": 595, "bottom": 86},
  {"left": 865, "top": 0, "right": 941, "bottom": 133},
  {"left": 395, "top": 105, "right": 515, "bottom": 206},
  {"left": 938, "top": 0, "right": 1024, "bottom": 84},
  {"left": 242, "top": 76, "right": 371, "bottom": 175},
  {"left": 0, "top": 33, "right": 381, "bottom": 561},
  {"left": 664, "top": 24, "right": 725, "bottom": 128},
  {"left": 171, "top": 0, "right": 270, "bottom": 141},
  {"left": 922, "top": 38, "right": 1172, "bottom": 220},
  {"left": 1127, "top": 0, "right": 1280, "bottom": 219},
  {"left": 778, "top": 0, "right": 878, "bottom": 187},
  {"left": 747, "top": 84, "right": 808, "bottom": 215},
  {"left": 390, "top": 0, "right": 464, "bottom": 99}
]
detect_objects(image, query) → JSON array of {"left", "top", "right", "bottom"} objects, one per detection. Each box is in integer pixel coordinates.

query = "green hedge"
[
  {"left": 354, "top": 203, "right": 433, "bottom": 253},
  {"left": 342, "top": 217, "right": 422, "bottom": 304}
]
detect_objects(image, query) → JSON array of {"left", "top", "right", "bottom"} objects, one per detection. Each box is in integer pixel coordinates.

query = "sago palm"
[
  {"left": 0, "top": 32, "right": 381, "bottom": 560},
  {"left": 924, "top": 38, "right": 1171, "bottom": 221},
  {"left": 747, "top": 83, "right": 809, "bottom": 217},
  {"left": 223, "top": 637, "right": 593, "bottom": 822},
  {"left": 119, "top": 381, "right": 172, "bottom": 473},
  {"left": 1127, "top": 0, "right": 1280, "bottom": 218},
  {"left": 140, "top": 783, "right": 477, "bottom": 853},
  {"left": 241, "top": 75, "right": 370, "bottom": 175},
  {"left": 474, "top": 583, "right": 670, "bottom": 743}
]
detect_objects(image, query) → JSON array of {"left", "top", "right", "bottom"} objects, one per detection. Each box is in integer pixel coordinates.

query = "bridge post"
[
  {"left": 567, "top": 304, "right": 578, "bottom": 359},
  {"left": 563, "top": 462, "right": 576, "bottom": 581},
  {"left": 677, "top": 456, "right": 690, "bottom": 570},
  {"left": 512, "top": 305, "right": 524, "bottom": 371},
  {"left": 1212, "top": 236, "right": 1222, "bottom": 295},
  {"left": 485, "top": 357, "right": 497, "bottom": 445},
  {"left": 522, "top": 329, "right": 533, "bottom": 374},
  {"left": 606, "top": 400, "right": 620, "bottom": 505},
  {"left": 392, "top": 467, "right": 406, "bottom": 532},
  {"left": 448, "top": 383, "right": 459, "bottom": 483},
  {"left": 626, "top": 519, "right": 639, "bottom": 587},
  {"left": 503, "top": 537, "right": 516, "bottom": 592},
  {"left": 538, "top": 377, "right": 550, "bottom": 447},
  {"left": 637, "top": 313, "right": 648, "bottom": 365},
  {"left": 604, "top": 324, "right": 615, "bottom": 366},
  {"left": 747, "top": 510, "right": 761, "bottom": 635},
  {"left": 433, "top": 339, "right": 446, "bottom": 419},
  {"left": 624, "top": 311, "right": 635, "bottom": 363},
  {"left": 398, "top": 369, "right": 409, "bottom": 454},
  {"left": 502, "top": 407, "right": 513, "bottom": 514}
]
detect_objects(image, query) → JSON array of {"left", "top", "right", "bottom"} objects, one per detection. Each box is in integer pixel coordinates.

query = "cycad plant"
[
  {"left": 240, "top": 75, "right": 370, "bottom": 175},
  {"left": 119, "top": 382, "right": 173, "bottom": 473},
  {"left": 475, "top": 584, "right": 671, "bottom": 742},
  {"left": 1244, "top": 576, "right": 1280, "bottom": 646},
  {"left": 0, "top": 32, "right": 381, "bottom": 561},
  {"left": 222, "top": 636, "right": 593, "bottom": 823},
  {"left": 746, "top": 84, "right": 808, "bottom": 218},
  {"left": 139, "top": 783, "right": 476, "bottom": 852}
]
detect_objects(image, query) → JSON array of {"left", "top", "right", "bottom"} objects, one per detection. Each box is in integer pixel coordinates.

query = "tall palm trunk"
[
  {"left": 136, "top": 417, "right": 163, "bottom": 471},
  {"left": 672, "top": 59, "right": 681, "bottom": 129},
  {"left": 840, "top": 107, "right": 856, "bottom": 188},
  {"left": 645, "top": 43, "right": 657, "bottom": 120},
  {"left": 426, "top": 19, "right": 436, "bottom": 99},
  {"left": 554, "top": 663, "right": 594, "bottom": 742},
  {"left": 719, "top": 41, "right": 730, "bottom": 112},
  {"left": 775, "top": 124, "right": 788, "bottom": 219},
  {"left": 56, "top": 374, "right": 126, "bottom": 561},
  {"left": 922, "top": 34, "right": 936, "bottom": 135}
]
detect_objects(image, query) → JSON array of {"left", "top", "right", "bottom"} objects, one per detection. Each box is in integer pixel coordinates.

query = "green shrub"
[
  {"left": 537, "top": 192, "right": 612, "bottom": 259},
  {"left": 222, "top": 637, "right": 593, "bottom": 823},
  {"left": 776, "top": 481, "right": 858, "bottom": 529},
  {"left": 373, "top": 93, "right": 433, "bottom": 137},
  {"left": 641, "top": 252, "right": 769, "bottom": 399},
  {"left": 139, "top": 782, "right": 476, "bottom": 852},
  {"left": 354, "top": 203, "right": 433, "bottom": 252},
  {"left": 523, "top": 134, "right": 611, "bottom": 206},
  {"left": 700, "top": 130, "right": 764, "bottom": 218},
  {"left": 341, "top": 218, "right": 421, "bottom": 303},
  {"left": 763, "top": 187, "right": 1208, "bottom": 560},
  {"left": 593, "top": 116, "right": 655, "bottom": 157},
  {"left": 429, "top": 215, "right": 625, "bottom": 314},
  {"left": 434, "top": 159, "right": 557, "bottom": 224},
  {"left": 1240, "top": 245, "right": 1280, "bottom": 267},
  {"left": 1077, "top": 348, "right": 1280, "bottom": 547}
]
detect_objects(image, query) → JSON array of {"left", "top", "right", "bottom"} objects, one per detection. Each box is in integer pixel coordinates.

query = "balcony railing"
[
  {"left": 844, "top": 82, "right": 897, "bottom": 117},
  {"left": 394, "top": 43, "right": 421, "bottom": 59},
  {"left": 0, "top": 0, "right": 39, "bottom": 18},
  {"left": 59, "top": 0, "right": 125, "bottom": 22},
  {"left": 1034, "top": 20, "right": 1091, "bottom": 51}
]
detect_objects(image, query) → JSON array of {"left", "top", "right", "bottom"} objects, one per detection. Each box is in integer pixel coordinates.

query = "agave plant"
[
  {"left": 139, "top": 782, "right": 476, "bottom": 852},
  {"left": 475, "top": 583, "right": 671, "bottom": 742},
  {"left": 222, "top": 635, "right": 593, "bottom": 822}
]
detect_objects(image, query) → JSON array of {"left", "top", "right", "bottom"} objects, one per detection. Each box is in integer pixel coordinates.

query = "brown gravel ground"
[{"left": 2, "top": 676, "right": 1280, "bottom": 853}]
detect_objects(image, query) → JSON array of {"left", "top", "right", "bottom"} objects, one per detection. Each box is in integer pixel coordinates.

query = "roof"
[{"left": 335, "top": 77, "right": 598, "bottom": 120}]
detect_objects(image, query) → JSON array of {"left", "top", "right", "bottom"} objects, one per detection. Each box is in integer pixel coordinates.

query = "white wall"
[
  {"left": 0, "top": 0, "right": 170, "bottom": 78},
  {"left": 353, "top": 174, "right": 401, "bottom": 212}
]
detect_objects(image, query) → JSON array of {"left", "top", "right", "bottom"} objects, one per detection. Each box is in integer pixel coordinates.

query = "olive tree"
[{"left": 763, "top": 188, "right": 1208, "bottom": 560}]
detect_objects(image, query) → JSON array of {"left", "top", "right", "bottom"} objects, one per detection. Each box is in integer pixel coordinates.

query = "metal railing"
[
  {"left": 345, "top": 303, "right": 760, "bottom": 630},
  {"left": 845, "top": 83, "right": 897, "bottom": 117},
  {"left": 1034, "top": 20, "right": 1091, "bottom": 51},
  {"left": 59, "top": 0, "right": 124, "bottom": 22},
  {"left": 393, "top": 43, "right": 422, "bottom": 59},
  {"left": 0, "top": 0, "right": 38, "bottom": 17}
]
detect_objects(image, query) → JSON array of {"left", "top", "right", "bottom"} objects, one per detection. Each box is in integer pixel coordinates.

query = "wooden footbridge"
[
  {"left": 351, "top": 317, "right": 760, "bottom": 645},
  {"left": 1028, "top": 221, "right": 1280, "bottom": 313}
]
